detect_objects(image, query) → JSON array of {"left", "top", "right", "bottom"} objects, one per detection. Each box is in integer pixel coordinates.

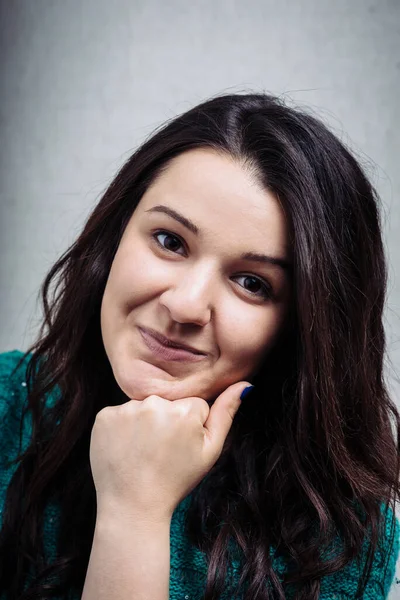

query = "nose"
[{"left": 159, "top": 264, "right": 214, "bottom": 326}]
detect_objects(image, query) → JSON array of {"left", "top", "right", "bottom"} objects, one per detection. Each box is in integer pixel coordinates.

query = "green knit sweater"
[{"left": 0, "top": 350, "right": 399, "bottom": 599}]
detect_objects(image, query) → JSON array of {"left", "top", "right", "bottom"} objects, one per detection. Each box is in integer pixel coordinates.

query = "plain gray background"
[{"left": 1, "top": 0, "right": 399, "bottom": 596}]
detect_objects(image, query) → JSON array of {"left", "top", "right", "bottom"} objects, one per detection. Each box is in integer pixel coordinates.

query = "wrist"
[{"left": 95, "top": 499, "right": 173, "bottom": 530}]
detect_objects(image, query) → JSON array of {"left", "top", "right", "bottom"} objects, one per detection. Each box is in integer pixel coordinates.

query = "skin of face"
[{"left": 100, "top": 148, "right": 292, "bottom": 403}]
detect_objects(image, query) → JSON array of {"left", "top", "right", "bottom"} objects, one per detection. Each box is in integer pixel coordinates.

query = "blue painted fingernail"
[{"left": 240, "top": 385, "right": 254, "bottom": 401}]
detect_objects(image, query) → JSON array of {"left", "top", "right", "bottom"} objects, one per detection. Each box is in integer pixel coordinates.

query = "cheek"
[
  {"left": 107, "top": 244, "right": 171, "bottom": 305},
  {"left": 220, "top": 307, "right": 285, "bottom": 370}
]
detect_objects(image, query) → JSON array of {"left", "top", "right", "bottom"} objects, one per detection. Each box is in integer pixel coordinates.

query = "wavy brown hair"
[{"left": 0, "top": 93, "right": 399, "bottom": 599}]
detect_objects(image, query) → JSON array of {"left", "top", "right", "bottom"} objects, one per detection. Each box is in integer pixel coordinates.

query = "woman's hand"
[{"left": 89, "top": 381, "right": 251, "bottom": 522}]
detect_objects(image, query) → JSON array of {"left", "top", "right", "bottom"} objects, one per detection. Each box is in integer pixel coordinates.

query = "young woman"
[{"left": 0, "top": 93, "right": 399, "bottom": 600}]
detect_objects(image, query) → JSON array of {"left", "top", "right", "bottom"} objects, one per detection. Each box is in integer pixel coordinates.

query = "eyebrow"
[{"left": 145, "top": 204, "right": 292, "bottom": 272}]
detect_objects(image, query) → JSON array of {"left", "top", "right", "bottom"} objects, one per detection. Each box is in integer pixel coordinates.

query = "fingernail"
[{"left": 240, "top": 385, "right": 254, "bottom": 401}]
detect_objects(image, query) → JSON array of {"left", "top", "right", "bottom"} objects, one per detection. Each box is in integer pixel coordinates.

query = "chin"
[
  {"left": 108, "top": 356, "right": 141, "bottom": 400},
  {"left": 114, "top": 369, "right": 151, "bottom": 401},
  {"left": 113, "top": 366, "right": 174, "bottom": 402}
]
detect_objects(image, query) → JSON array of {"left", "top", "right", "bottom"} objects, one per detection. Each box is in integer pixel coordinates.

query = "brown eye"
[
  {"left": 153, "top": 231, "right": 185, "bottom": 255},
  {"left": 233, "top": 275, "right": 273, "bottom": 300}
]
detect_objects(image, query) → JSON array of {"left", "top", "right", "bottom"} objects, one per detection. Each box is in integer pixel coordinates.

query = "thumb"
[{"left": 203, "top": 381, "right": 253, "bottom": 461}]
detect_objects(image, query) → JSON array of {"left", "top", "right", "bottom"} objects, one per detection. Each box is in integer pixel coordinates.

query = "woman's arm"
[
  {"left": 83, "top": 380, "right": 247, "bottom": 599},
  {"left": 81, "top": 509, "right": 171, "bottom": 600}
]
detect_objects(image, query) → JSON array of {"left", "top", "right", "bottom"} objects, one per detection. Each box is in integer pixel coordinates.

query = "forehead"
[{"left": 136, "top": 148, "right": 290, "bottom": 259}]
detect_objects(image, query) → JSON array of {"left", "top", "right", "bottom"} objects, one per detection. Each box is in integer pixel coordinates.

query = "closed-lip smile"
[{"left": 139, "top": 326, "right": 206, "bottom": 355}]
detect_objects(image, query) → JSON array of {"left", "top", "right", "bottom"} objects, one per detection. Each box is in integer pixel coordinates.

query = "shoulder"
[
  {"left": 0, "top": 349, "right": 33, "bottom": 471},
  {"left": 369, "top": 502, "right": 400, "bottom": 597},
  {"left": 0, "top": 348, "right": 30, "bottom": 378},
  {"left": 0, "top": 350, "right": 34, "bottom": 525},
  {"left": 0, "top": 349, "right": 32, "bottom": 420},
  {"left": 319, "top": 502, "right": 400, "bottom": 599}
]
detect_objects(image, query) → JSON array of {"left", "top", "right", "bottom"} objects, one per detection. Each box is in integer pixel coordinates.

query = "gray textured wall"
[{"left": 1, "top": 0, "right": 399, "bottom": 594}]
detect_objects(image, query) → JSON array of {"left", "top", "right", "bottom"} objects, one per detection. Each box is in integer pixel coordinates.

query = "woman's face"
[{"left": 100, "top": 148, "right": 292, "bottom": 403}]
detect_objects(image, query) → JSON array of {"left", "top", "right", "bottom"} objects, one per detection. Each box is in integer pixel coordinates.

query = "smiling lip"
[{"left": 139, "top": 328, "right": 206, "bottom": 362}]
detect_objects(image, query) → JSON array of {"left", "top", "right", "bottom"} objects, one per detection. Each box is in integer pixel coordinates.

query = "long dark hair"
[{"left": 0, "top": 93, "right": 399, "bottom": 599}]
